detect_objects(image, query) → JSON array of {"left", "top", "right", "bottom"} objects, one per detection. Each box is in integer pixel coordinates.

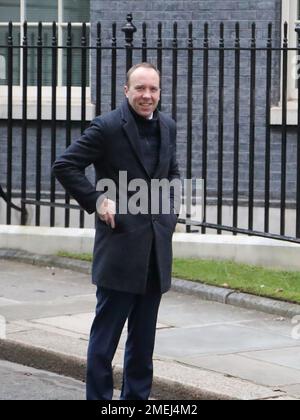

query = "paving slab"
[
  {"left": 240, "top": 347, "right": 300, "bottom": 371},
  {"left": 176, "top": 354, "right": 300, "bottom": 387},
  {"left": 158, "top": 292, "right": 278, "bottom": 327},
  {"left": 153, "top": 323, "right": 299, "bottom": 358},
  {"left": 7, "top": 328, "right": 89, "bottom": 359}
]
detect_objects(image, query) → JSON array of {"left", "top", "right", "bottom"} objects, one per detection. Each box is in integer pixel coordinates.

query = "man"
[{"left": 52, "top": 63, "right": 180, "bottom": 400}]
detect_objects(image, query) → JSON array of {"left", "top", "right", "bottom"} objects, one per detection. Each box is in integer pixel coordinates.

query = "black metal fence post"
[
  {"left": 172, "top": 22, "right": 178, "bottom": 122},
  {"left": 280, "top": 22, "right": 288, "bottom": 236},
  {"left": 50, "top": 22, "right": 57, "bottom": 227},
  {"left": 96, "top": 22, "right": 102, "bottom": 116},
  {"left": 233, "top": 22, "right": 240, "bottom": 235},
  {"left": 142, "top": 22, "right": 147, "bottom": 62},
  {"left": 264, "top": 23, "right": 272, "bottom": 234},
  {"left": 248, "top": 23, "right": 256, "bottom": 232},
  {"left": 79, "top": 22, "right": 88, "bottom": 229},
  {"left": 81, "top": 22, "right": 87, "bottom": 133},
  {"left": 122, "top": 13, "right": 137, "bottom": 72},
  {"left": 186, "top": 22, "right": 193, "bottom": 233},
  {"left": 65, "top": 22, "right": 72, "bottom": 228},
  {"left": 21, "top": 22, "right": 28, "bottom": 226},
  {"left": 217, "top": 23, "right": 225, "bottom": 234},
  {"left": 6, "top": 22, "right": 13, "bottom": 225},
  {"left": 201, "top": 22, "right": 209, "bottom": 235},
  {"left": 111, "top": 22, "right": 117, "bottom": 110},
  {"left": 157, "top": 22, "right": 162, "bottom": 111},
  {"left": 35, "top": 22, "right": 43, "bottom": 227}
]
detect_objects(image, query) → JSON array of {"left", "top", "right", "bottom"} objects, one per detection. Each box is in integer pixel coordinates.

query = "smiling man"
[
  {"left": 52, "top": 63, "right": 180, "bottom": 400},
  {"left": 125, "top": 63, "right": 161, "bottom": 119}
]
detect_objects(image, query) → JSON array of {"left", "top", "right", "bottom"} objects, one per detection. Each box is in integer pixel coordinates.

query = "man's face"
[{"left": 124, "top": 68, "right": 161, "bottom": 119}]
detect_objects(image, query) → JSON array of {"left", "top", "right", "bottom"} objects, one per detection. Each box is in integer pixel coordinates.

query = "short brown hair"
[{"left": 126, "top": 63, "right": 160, "bottom": 87}]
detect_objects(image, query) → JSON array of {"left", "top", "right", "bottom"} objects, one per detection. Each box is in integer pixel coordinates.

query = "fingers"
[
  {"left": 98, "top": 198, "right": 116, "bottom": 229},
  {"left": 102, "top": 212, "right": 115, "bottom": 229}
]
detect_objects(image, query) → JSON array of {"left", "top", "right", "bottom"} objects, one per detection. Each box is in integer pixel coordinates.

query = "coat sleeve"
[{"left": 52, "top": 117, "right": 106, "bottom": 214}]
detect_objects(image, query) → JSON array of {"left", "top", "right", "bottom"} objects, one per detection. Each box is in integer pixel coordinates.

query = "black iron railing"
[
  {"left": 1, "top": 14, "right": 300, "bottom": 244},
  {"left": 0, "top": 184, "right": 27, "bottom": 222}
]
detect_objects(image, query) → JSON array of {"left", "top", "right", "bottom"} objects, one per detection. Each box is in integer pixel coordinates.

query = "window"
[
  {"left": 271, "top": 0, "right": 299, "bottom": 124},
  {"left": 284, "top": 0, "right": 298, "bottom": 101},
  {"left": 0, "top": 0, "right": 93, "bottom": 120},
  {"left": 0, "top": 0, "right": 90, "bottom": 86}
]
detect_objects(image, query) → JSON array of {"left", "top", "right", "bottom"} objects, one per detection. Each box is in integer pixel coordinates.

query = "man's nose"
[{"left": 142, "top": 90, "right": 151, "bottom": 99}]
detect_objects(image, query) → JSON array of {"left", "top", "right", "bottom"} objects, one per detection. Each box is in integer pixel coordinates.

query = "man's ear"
[{"left": 124, "top": 85, "right": 129, "bottom": 97}]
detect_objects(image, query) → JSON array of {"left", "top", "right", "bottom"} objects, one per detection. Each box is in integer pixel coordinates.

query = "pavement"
[
  {"left": 0, "top": 249, "right": 300, "bottom": 400},
  {"left": 0, "top": 360, "right": 86, "bottom": 400},
  {"left": 0, "top": 360, "right": 123, "bottom": 400}
]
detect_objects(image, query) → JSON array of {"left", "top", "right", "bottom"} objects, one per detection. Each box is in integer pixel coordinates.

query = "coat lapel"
[
  {"left": 121, "top": 100, "right": 170, "bottom": 179},
  {"left": 153, "top": 114, "right": 170, "bottom": 178},
  {"left": 121, "top": 100, "right": 151, "bottom": 178}
]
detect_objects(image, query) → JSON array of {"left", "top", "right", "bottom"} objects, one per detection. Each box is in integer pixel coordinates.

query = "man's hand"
[{"left": 97, "top": 197, "right": 116, "bottom": 229}]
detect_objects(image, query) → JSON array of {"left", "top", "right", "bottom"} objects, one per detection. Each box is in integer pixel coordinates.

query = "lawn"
[
  {"left": 172, "top": 259, "right": 300, "bottom": 304},
  {"left": 57, "top": 251, "right": 300, "bottom": 305}
]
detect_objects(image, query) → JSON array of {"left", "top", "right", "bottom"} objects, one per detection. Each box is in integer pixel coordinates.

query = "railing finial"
[{"left": 122, "top": 13, "right": 137, "bottom": 46}]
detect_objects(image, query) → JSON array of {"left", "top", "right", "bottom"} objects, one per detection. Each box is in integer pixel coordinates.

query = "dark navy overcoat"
[{"left": 53, "top": 100, "right": 180, "bottom": 294}]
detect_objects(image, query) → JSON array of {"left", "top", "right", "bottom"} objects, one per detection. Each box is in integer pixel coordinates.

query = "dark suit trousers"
[{"left": 86, "top": 243, "right": 162, "bottom": 400}]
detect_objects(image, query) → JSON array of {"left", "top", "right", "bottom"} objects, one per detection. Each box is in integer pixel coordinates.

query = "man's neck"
[{"left": 127, "top": 101, "right": 157, "bottom": 121}]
